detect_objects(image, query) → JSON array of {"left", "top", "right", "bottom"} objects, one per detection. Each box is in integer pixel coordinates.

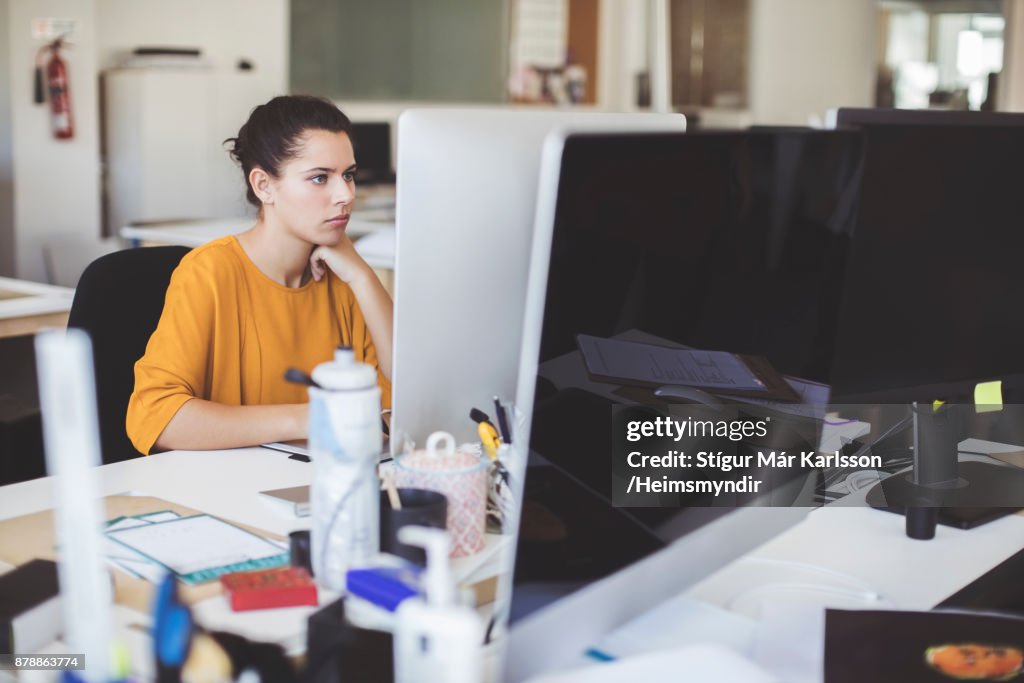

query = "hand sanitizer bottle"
[
  {"left": 393, "top": 526, "right": 484, "bottom": 683},
  {"left": 309, "top": 346, "right": 382, "bottom": 591}
]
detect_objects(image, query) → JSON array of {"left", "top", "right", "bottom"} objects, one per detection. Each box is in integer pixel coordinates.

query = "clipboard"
[{"left": 0, "top": 496, "right": 286, "bottom": 612}]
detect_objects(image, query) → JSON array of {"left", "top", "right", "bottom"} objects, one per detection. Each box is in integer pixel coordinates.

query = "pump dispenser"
[{"left": 393, "top": 526, "right": 484, "bottom": 683}]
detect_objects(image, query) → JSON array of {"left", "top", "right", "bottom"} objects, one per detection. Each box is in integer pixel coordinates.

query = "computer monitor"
[
  {"left": 501, "top": 128, "right": 866, "bottom": 680},
  {"left": 829, "top": 122, "right": 1024, "bottom": 403},
  {"left": 826, "top": 113, "right": 1024, "bottom": 527},
  {"left": 350, "top": 121, "right": 395, "bottom": 185},
  {"left": 833, "top": 107, "right": 1024, "bottom": 129},
  {"left": 390, "top": 109, "right": 685, "bottom": 453}
]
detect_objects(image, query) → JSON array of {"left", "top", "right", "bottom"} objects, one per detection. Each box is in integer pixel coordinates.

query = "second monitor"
[{"left": 504, "top": 128, "right": 866, "bottom": 680}]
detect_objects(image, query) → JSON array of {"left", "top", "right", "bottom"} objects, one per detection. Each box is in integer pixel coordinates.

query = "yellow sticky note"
[{"left": 975, "top": 381, "right": 1003, "bottom": 413}]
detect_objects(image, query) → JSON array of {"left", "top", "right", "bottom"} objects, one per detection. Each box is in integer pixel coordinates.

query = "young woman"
[{"left": 126, "top": 95, "right": 392, "bottom": 454}]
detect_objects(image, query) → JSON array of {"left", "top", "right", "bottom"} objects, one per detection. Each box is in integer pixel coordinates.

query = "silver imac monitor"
[
  {"left": 390, "top": 109, "right": 685, "bottom": 453},
  {"left": 500, "top": 127, "right": 867, "bottom": 680}
]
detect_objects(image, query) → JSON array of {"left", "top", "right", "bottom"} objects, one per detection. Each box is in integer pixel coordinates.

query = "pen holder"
[
  {"left": 393, "top": 431, "right": 488, "bottom": 557},
  {"left": 380, "top": 489, "right": 448, "bottom": 566}
]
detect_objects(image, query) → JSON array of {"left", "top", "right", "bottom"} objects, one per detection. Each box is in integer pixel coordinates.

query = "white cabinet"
[{"left": 102, "top": 69, "right": 274, "bottom": 234}]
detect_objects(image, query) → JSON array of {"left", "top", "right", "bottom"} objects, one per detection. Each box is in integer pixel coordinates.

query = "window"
[{"left": 879, "top": 1, "right": 1005, "bottom": 111}]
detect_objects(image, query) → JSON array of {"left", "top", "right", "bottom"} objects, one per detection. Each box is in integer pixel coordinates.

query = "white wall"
[
  {"left": 3, "top": 0, "right": 289, "bottom": 282},
  {"left": 95, "top": 1, "right": 288, "bottom": 235},
  {"left": 0, "top": 0, "right": 14, "bottom": 277},
  {"left": 600, "top": 0, "right": 649, "bottom": 112},
  {"left": 95, "top": 0, "right": 288, "bottom": 86},
  {"left": 9, "top": 0, "right": 102, "bottom": 282},
  {"left": 1002, "top": 0, "right": 1024, "bottom": 111},
  {"left": 748, "top": 0, "right": 877, "bottom": 125}
]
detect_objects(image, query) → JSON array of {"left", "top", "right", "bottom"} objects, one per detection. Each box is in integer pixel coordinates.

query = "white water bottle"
[{"left": 309, "top": 346, "right": 382, "bottom": 591}]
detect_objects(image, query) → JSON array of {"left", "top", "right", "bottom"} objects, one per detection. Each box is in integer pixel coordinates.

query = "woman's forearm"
[
  {"left": 153, "top": 398, "right": 309, "bottom": 452},
  {"left": 349, "top": 267, "right": 394, "bottom": 380}
]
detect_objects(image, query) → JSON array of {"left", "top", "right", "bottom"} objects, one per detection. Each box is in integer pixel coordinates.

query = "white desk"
[
  {"left": 0, "top": 448, "right": 316, "bottom": 681},
  {"left": 558, "top": 462, "right": 1024, "bottom": 682},
  {"left": 119, "top": 211, "right": 396, "bottom": 270},
  {"left": 4, "top": 446, "right": 1024, "bottom": 682},
  {"left": 0, "top": 447, "right": 311, "bottom": 534},
  {"left": 0, "top": 278, "right": 75, "bottom": 339},
  {"left": 0, "top": 446, "right": 509, "bottom": 680},
  {"left": 688, "top": 499, "right": 1024, "bottom": 614}
]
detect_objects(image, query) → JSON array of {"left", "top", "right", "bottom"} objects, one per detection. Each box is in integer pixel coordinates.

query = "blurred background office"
[
  {"left": 1, "top": 0, "right": 1022, "bottom": 476},
  {"left": 4, "top": 0, "right": 1024, "bottom": 282}
]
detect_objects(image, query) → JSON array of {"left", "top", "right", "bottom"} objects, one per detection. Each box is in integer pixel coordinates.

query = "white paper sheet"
[{"left": 106, "top": 514, "right": 287, "bottom": 584}]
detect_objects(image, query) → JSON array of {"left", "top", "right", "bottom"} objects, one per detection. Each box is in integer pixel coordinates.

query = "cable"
[
  {"left": 725, "top": 557, "right": 888, "bottom": 613},
  {"left": 317, "top": 465, "right": 376, "bottom": 582},
  {"left": 846, "top": 412, "right": 914, "bottom": 462},
  {"left": 818, "top": 412, "right": 914, "bottom": 492}
]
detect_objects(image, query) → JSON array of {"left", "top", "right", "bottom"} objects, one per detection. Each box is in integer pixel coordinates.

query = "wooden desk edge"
[{"left": 0, "top": 311, "right": 69, "bottom": 339}]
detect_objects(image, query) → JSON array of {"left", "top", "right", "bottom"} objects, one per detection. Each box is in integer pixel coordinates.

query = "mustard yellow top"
[{"left": 126, "top": 235, "right": 391, "bottom": 455}]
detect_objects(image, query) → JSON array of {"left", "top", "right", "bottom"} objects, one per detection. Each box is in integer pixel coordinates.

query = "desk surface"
[
  {"left": 0, "top": 447, "right": 312, "bottom": 535},
  {"left": 4, "top": 447, "right": 1024, "bottom": 681},
  {"left": 119, "top": 211, "right": 396, "bottom": 270},
  {"left": 687, "top": 503, "right": 1024, "bottom": 612},
  {"left": 0, "top": 277, "right": 75, "bottom": 339},
  {"left": 0, "top": 447, "right": 506, "bottom": 663},
  {"left": 0, "top": 448, "right": 317, "bottom": 670}
]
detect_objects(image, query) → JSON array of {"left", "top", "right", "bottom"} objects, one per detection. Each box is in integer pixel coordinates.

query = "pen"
[{"left": 493, "top": 396, "right": 512, "bottom": 445}]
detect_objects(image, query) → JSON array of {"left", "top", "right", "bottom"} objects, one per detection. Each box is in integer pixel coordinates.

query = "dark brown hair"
[{"left": 224, "top": 95, "right": 354, "bottom": 208}]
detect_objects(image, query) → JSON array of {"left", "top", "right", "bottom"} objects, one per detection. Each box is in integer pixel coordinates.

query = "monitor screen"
[
  {"left": 829, "top": 124, "right": 1024, "bottom": 402},
  {"left": 834, "top": 107, "right": 1024, "bottom": 129},
  {"left": 351, "top": 121, "right": 394, "bottom": 185},
  {"left": 510, "top": 129, "right": 866, "bottom": 625}
]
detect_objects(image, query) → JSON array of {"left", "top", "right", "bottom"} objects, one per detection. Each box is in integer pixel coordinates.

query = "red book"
[{"left": 220, "top": 567, "right": 318, "bottom": 611}]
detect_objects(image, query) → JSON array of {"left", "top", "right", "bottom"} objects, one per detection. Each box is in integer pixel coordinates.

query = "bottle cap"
[{"left": 311, "top": 346, "right": 377, "bottom": 391}]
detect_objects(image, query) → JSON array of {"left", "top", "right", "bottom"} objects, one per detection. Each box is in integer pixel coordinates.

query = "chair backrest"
[
  {"left": 68, "top": 246, "right": 190, "bottom": 463},
  {"left": 42, "top": 234, "right": 122, "bottom": 287}
]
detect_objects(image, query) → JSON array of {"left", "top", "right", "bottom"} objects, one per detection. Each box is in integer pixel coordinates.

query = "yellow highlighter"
[
  {"left": 478, "top": 421, "right": 501, "bottom": 459},
  {"left": 470, "top": 407, "right": 502, "bottom": 459}
]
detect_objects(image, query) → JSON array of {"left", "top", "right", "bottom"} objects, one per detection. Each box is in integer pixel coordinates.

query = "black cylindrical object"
[
  {"left": 912, "top": 402, "right": 962, "bottom": 486},
  {"left": 306, "top": 599, "right": 393, "bottom": 683},
  {"left": 906, "top": 504, "right": 939, "bottom": 540},
  {"left": 289, "top": 529, "right": 313, "bottom": 575},
  {"left": 33, "top": 66, "right": 45, "bottom": 104},
  {"left": 379, "top": 488, "right": 448, "bottom": 565}
]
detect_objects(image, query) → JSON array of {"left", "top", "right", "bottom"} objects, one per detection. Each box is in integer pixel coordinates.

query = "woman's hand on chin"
[{"left": 310, "top": 235, "right": 371, "bottom": 284}]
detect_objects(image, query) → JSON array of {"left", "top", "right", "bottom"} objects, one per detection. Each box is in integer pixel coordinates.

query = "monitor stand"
[
  {"left": 865, "top": 402, "right": 1024, "bottom": 529},
  {"left": 865, "top": 461, "right": 1024, "bottom": 529}
]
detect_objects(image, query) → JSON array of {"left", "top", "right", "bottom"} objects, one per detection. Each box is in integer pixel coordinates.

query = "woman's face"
[{"left": 268, "top": 128, "right": 356, "bottom": 246}]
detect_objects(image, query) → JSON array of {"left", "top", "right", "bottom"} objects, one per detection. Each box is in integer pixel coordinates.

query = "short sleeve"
[{"left": 125, "top": 255, "right": 218, "bottom": 454}]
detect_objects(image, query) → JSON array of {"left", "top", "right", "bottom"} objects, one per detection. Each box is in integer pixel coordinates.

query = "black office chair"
[{"left": 68, "top": 246, "right": 190, "bottom": 464}]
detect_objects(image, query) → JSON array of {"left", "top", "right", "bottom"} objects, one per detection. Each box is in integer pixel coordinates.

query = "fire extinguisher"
[{"left": 33, "top": 36, "right": 74, "bottom": 140}]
